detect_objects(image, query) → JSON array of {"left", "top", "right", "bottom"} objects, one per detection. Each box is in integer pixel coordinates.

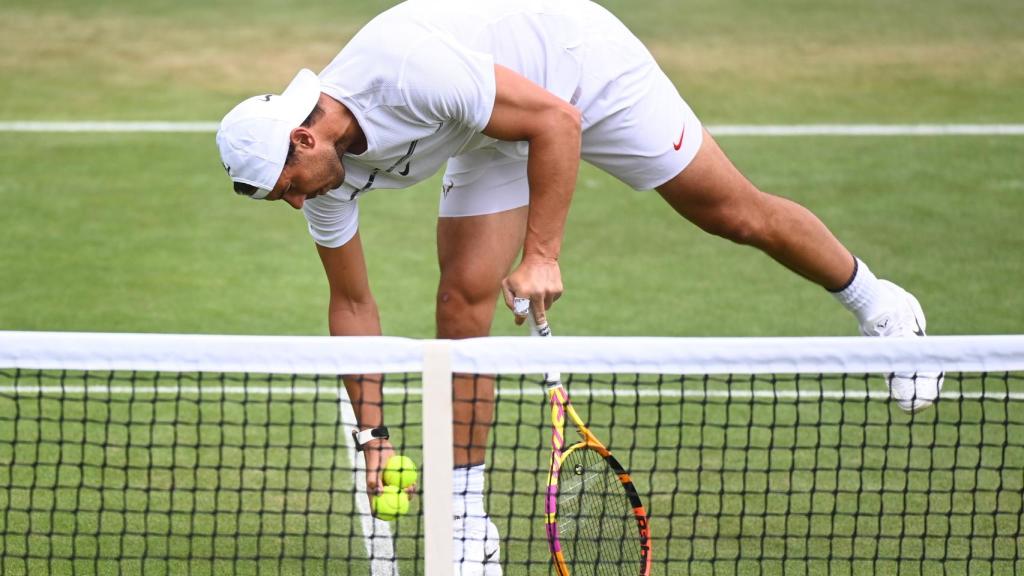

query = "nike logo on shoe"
[
  {"left": 673, "top": 126, "right": 686, "bottom": 151},
  {"left": 484, "top": 549, "right": 498, "bottom": 562}
]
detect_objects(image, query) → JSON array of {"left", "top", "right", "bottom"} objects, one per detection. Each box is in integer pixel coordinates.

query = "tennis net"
[{"left": 1, "top": 332, "right": 1022, "bottom": 575}]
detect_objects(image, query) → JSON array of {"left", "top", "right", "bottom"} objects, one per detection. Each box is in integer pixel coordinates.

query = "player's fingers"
[
  {"left": 365, "top": 448, "right": 390, "bottom": 495},
  {"left": 366, "top": 471, "right": 381, "bottom": 495},
  {"left": 531, "top": 297, "right": 547, "bottom": 327},
  {"left": 500, "top": 280, "right": 516, "bottom": 311},
  {"left": 544, "top": 292, "right": 557, "bottom": 312}
]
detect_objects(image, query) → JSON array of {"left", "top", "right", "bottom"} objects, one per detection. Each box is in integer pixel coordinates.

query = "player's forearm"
[
  {"left": 330, "top": 297, "right": 385, "bottom": 429},
  {"left": 523, "top": 107, "right": 581, "bottom": 261},
  {"left": 327, "top": 295, "right": 382, "bottom": 337},
  {"left": 343, "top": 373, "right": 384, "bottom": 429}
]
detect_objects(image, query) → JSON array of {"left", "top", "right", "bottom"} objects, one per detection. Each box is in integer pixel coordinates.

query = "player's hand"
[
  {"left": 362, "top": 439, "right": 394, "bottom": 496},
  {"left": 502, "top": 254, "right": 563, "bottom": 326},
  {"left": 363, "top": 440, "right": 417, "bottom": 500}
]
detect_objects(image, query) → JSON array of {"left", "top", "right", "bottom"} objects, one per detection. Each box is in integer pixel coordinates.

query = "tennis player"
[{"left": 216, "top": 0, "right": 942, "bottom": 572}]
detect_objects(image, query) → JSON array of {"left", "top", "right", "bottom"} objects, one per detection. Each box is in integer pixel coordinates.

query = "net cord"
[{"left": 2, "top": 332, "right": 1022, "bottom": 375}]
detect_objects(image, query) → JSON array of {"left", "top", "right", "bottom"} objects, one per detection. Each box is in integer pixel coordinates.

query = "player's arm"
[
  {"left": 317, "top": 232, "right": 383, "bottom": 431},
  {"left": 316, "top": 232, "right": 394, "bottom": 492},
  {"left": 483, "top": 64, "right": 582, "bottom": 324}
]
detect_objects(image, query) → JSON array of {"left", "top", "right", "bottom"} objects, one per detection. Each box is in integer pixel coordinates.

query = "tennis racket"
[{"left": 529, "top": 315, "right": 651, "bottom": 576}]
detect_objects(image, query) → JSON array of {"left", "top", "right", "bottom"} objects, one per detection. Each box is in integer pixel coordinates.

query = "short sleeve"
[
  {"left": 302, "top": 193, "right": 360, "bottom": 249},
  {"left": 399, "top": 34, "right": 497, "bottom": 132}
]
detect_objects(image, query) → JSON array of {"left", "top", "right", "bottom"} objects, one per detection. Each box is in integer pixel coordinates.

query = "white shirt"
[{"left": 303, "top": 0, "right": 611, "bottom": 248}]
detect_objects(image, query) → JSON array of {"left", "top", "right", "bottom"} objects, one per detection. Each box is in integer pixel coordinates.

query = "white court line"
[
  {"left": 2, "top": 384, "right": 1021, "bottom": 401},
  {"left": 2, "top": 122, "right": 1024, "bottom": 136},
  {"left": 708, "top": 124, "right": 1024, "bottom": 136},
  {"left": 0, "top": 121, "right": 220, "bottom": 133}
]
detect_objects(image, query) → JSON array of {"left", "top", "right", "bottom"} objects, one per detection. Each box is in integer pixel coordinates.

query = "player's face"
[{"left": 267, "top": 141, "right": 346, "bottom": 210}]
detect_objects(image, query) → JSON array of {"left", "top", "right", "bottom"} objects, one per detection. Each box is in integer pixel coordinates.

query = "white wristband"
[{"left": 352, "top": 426, "right": 389, "bottom": 451}]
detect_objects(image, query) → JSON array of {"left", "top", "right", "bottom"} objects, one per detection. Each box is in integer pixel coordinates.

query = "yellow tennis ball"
[
  {"left": 382, "top": 455, "right": 418, "bottom": 490},
  {"left": 372, "top": 485, "right": 410, "bottom": 521}
]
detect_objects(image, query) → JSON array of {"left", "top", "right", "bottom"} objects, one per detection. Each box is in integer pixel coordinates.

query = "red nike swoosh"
[{"left": 672, "top": 126, "right": 686, "bottom": 151}]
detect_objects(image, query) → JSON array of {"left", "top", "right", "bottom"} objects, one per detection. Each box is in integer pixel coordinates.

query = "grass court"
[{"left": 1, "top": 1, "right": 1022, "bottom": 574}]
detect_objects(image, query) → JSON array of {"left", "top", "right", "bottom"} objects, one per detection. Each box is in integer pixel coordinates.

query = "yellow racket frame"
[{"left": 541, "top": 359, "right": 651, "bottom": 575}]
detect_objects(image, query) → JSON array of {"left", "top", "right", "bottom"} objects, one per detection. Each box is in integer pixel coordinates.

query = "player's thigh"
[
  {"left": 436, "top": 153, "right": 529, "bottom": 338},
  {"left": 654, "top": 128, "right": 764, "bottom": 231},
  {"left": 437, "top": 208, "right": 528, "bottom": 291}
]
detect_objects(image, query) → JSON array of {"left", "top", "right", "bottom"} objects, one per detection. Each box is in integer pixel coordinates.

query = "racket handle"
[
  {"left": 527, "top": 312, "right": 552, "bottom": 338},
  {"left": 526, "top": 312, "right": 560, "bottom": 384}
]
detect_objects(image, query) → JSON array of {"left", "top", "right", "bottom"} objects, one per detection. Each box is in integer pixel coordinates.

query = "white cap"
[{"left": 216, "top": 69, "right": 322, "bottom": 199}]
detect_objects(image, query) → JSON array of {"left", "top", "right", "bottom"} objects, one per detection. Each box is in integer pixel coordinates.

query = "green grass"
[
  {"left": 1, "top": 0, "right": 1022, "bottom": 573},
  {"left": 2, "top": 134, "right": 1022, "bottom": 336},
  {"left": 3, "top": 1, "right": 1023, "bottom": 122},
  {"left": 1, "top": 0, "right": 1022, "bottom": 336}
]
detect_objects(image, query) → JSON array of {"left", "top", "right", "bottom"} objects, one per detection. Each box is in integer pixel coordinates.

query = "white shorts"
[{"left": 439, "top": 55, "right": 703, "bottom": 218}]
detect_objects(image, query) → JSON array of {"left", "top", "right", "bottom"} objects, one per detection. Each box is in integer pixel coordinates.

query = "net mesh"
[
  {"left": 1, "top": 335, "right": 1022, "bottom": 575},
  {"left": 0, "top": 370, "right": 424, "bottom": 576},
  {"left": 484, "top": 372, "right": 1024, "bottom": 575}
]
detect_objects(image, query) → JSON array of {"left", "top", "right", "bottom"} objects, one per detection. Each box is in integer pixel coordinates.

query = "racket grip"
[
  {"left": 527, "top": 313, "right": 552, "bottom": 338},
  {"left": 526, "top": 314, "right": 561, "bottom": 384}
]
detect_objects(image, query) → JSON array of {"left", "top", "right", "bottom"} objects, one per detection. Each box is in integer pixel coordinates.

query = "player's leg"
[
  {"left": 437, "top": 152, "right": 529, "bottom": 575},
  {"left": 654, "top": 132, "right": 943, "bottom": 410},
  {"left": 437, "top": 154, "right": 529, "bottom": 466},
  {"left": 582, "top": 63, "right": 941, "bottom": 411},
  {"left": 437, "top": 207, "right": 527, "bottom": 466},
  {"left": 438, "top": 210, "right": 523, "bottom": 576},
  {"left": 655, "top": 128, "right": 854, "bottom": 290}
]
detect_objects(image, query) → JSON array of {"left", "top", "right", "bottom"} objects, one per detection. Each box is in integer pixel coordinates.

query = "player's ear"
[{"left": 289, "top": 127, "right": 316, "bottom": 151}]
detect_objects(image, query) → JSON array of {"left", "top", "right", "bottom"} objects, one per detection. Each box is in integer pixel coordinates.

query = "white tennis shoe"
[
  {"left": 859, "top": 280, "right": 944, "bottom": 412},
  {"left": 453, "top": 515, "right": 502, "bottom": 575}
]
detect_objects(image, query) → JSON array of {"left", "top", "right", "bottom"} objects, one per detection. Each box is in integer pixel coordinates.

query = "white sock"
[
  {"left": 453, "top": 464, "right": 486, "bottom": 519},
  {"left": 830, "top": 257, "right": 893, "bottom": 324}
]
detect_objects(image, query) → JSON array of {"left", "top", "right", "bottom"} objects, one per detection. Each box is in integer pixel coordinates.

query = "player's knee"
[{"left": 436, "top": 282, "right": 496, "bottom": 339}]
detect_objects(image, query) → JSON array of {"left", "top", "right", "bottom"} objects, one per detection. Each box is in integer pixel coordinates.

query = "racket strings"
[{"left": 557, "top": 447, "right": 639, "bottom": 575}]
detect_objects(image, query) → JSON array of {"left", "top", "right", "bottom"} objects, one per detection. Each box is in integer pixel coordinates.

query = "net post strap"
[{"left": 422, "top": 340, "right": 454, "bottom": 576}]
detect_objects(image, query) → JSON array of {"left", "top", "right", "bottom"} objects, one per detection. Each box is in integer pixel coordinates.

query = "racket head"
[{"left": 548, "top": 442, "right": 651, "bottom": 576}]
